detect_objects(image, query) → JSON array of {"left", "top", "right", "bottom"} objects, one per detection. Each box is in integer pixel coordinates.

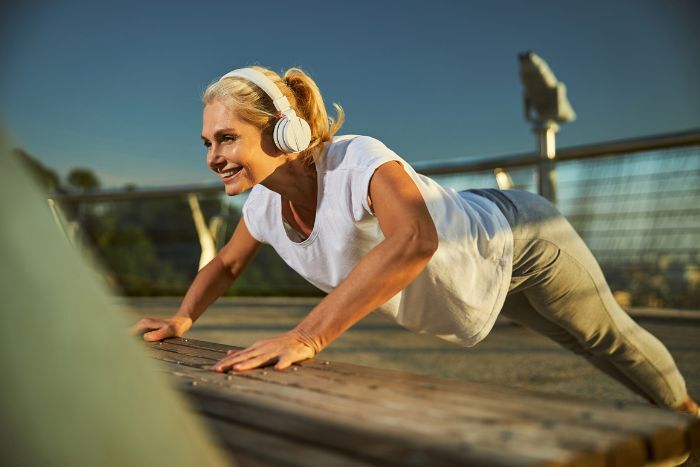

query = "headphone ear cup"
[
  {"left": 273, "top": 115, "right": 311, "bottom": 153},
  {"left": 273, "top": 117, "right": 289, "bottom": 152},
  {"left": 293, "top": 117, "right": 312, "bottom": 152}
]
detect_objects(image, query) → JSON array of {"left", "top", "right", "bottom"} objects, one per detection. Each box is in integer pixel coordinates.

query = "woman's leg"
[
  {"left": 506, "top": 211, "right": 688, "bottom": 408},
  {"left": 468, "top": 188, "right": 693, "bottom": 410},
  {"left": 500, "top": 292, "right": 657, "bottom": 404}
]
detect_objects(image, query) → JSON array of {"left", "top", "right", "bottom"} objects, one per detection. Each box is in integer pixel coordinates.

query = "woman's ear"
[{"left": 260, "top": 125, "right": 284, "bottom": 157}]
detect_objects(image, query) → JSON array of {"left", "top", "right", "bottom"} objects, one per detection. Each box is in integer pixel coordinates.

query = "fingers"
[
  {"left": 129, "top": 318, "right": 162, "bottom": 335},
  {"left": 212, "top": 352, "right": 275, "bottom": 373},
  {"left": 211, "top": 333, "right": 318, "bottom": 374},
  {"left": 274, "top": 355, "right": 295, "bottom": 371},
  {"left": 143, "top": 326, "right": 174, "bottom": 342},
  {"left": 213, "top": 340, "right": 280, "bottom": 372},
  {"left": 213, "top": 344, "right": 313, "bottom": 373},
  {"left": 213, "top": 347, "right": 263, "bottom": 371},
  {"left": 231, "top": 354, "right": 278, "bottom": 372},
  {"left": 130, "top": 317, "right": 192, "bottom": 341}
]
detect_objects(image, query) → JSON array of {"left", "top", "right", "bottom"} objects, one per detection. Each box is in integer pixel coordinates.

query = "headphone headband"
[
  {"left": 219, "top": 68, "right": 292, "bottom": 115},
  {"left": 217, "top": 67, "right": 312, "bottom": 153}
]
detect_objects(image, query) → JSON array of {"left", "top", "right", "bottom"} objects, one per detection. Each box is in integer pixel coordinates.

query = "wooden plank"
[
  {"left": 150, "top": 342, "right": 646, "bottom": 466},
  {"left": 192, "top": 391, "right": 559, "bottom": 467},
  {"left": 226, "top": 451, "right": 277, "bottom": 467},
  {"left": 292, "top": 361, "right": 690, "bottom": 463},
  {"left": 150, "top": 350, "right": 609, "bottom": 466},
  {"left": 202, "top": 417, "right": 377, "bottom": 467},
  {"left": 156, "top": 357, "right": 590, "bottom": 466},
  {"left": 216, "top": 368, "right": 649, "bottom": 467},
  {"left": 295, "top": 360, "right": 696, "bottom": 462},
  {"left": 153, "top": 338, "right": 696, "bottom": 464}
]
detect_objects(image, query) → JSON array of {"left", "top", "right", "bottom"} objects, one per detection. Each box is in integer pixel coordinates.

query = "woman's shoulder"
[
  {"left": 324, "top": 134, "right": 400, "bottom": 171},
  {"left": 243, "top": 184, "right": 275, "bottom": 208},
  {"left": 330, "top": 134, "right": 390, "bottom": 153}
]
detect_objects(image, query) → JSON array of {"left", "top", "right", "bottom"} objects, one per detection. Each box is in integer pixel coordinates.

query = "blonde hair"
[{"left": 202, "top": 65, "right": 344, "bottom": 164}]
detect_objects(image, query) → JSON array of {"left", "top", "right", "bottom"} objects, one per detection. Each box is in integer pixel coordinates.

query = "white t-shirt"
[{"left": 242, "top": 135, "right": 513, "bottom": 347}]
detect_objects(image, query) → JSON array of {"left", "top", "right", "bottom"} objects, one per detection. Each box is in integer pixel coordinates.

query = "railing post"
[
  {"left": 518, "top": 51, "right": 573, "bottom": 205},
  {"left": 187, "top": 193, "right": 219, "bottom": 271},
  {"left": 534, "top": 120, "right": 559, "bottom": 204}
]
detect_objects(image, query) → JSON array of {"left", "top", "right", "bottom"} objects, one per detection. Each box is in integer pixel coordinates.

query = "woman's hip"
[{"left": 463, "top": 188, "right": 599, "bottom": 293}]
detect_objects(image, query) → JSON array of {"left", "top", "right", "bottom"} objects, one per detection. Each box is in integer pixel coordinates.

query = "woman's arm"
[
  {"left": 213, "top": 161, "right": 438, "bottom": 371},
  {"left": 130, "top": 218, "right": 262, "bottom": 341}
]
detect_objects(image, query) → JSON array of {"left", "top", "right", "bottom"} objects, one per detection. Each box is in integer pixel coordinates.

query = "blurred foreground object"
[
  {"left": 0, "top": 133, "right": 232, "bottom": 466},
  {"left": 519, "top": 51, "right": 577, "bottom": 204}
]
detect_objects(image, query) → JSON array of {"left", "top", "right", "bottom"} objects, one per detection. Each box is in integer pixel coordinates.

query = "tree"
[{"left": 67, "top": 168, "right": 100, "bottom": 192}]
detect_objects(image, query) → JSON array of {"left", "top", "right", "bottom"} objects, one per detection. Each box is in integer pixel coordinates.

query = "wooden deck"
[{"left": 147, "top": 337, "right": 699, "bottom": 467}]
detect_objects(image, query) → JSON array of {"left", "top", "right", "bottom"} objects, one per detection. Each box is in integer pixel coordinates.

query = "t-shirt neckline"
[{"left": 275, "top": 146, "right": 327, "bottom": 247}]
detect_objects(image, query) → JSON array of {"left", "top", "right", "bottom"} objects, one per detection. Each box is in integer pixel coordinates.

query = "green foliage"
[
  {"left": 604, "top": 257, "right": 700, "bottom": 309},
  {"left": 219, "top": 210, "right": 322, "bottom": 297},
  {"left": 16, "top": 145, "right": 691, "bottom": 304},
  {"left": 67, "top": 168, "right": 100, "bottom": 192},
  {"left": 80, "top": 196, "right": 197, "bottom": 295},
  {"left": 10, "top": 148, "right": 331, "bottom": 297}
]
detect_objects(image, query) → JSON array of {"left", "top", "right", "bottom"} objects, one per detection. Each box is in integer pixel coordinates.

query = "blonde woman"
[{"left": 132, "top": 66, "right": 698, "bottom": 416}]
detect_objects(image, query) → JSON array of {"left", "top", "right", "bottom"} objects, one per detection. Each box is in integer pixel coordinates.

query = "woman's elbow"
[
  {"left": 404, "top": 225, "right": 439, "bottom": 260},
  {"left": 213, "top": 254, "right": 240, "bottom": 280},
  {"left": 422, "top": 228, "right": 440, "bottom": 258}
]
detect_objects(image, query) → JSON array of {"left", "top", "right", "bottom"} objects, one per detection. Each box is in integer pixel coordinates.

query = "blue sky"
[{"left": 1, "top": 0, "right": 699, "bottom": 188}]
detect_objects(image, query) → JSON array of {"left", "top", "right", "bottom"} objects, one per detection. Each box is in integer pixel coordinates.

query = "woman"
[{"left": 132, "top": 65, "right": 698, "bottom": 416}]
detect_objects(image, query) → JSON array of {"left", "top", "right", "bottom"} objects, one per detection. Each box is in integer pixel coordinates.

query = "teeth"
[{"left": 221, "top": 167, "right": 240, "bottom": 177}]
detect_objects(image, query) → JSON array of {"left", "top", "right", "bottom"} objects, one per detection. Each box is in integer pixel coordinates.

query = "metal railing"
[
  {"left": 50, "top": 128, "right": 700, "bottom": 204},
  {"left": 49, "top": 129, "right": 700, "bottom": 307},
  {"left": 413, "top": 128, "right": 700, "bottom": 175},
  {"left": 419, "top": 128, "right": 700, "bottom": 310}
]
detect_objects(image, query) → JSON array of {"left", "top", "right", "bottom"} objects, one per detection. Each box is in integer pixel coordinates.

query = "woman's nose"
[{"left": 206, "top": 146, "right": 223, "bottom": 168}]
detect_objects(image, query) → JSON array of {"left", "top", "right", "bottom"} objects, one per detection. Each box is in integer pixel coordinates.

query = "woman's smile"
[
  {"left": 202, "top": 101, "right": 288, "bottom": 196},
  {"left": 220, "top": 166, "right": 243, "bottom": 182}
]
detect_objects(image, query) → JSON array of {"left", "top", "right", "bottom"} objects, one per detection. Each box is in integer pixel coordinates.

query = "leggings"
[{"left": 465, "top": 188, "right": 687, "bottom": 408}]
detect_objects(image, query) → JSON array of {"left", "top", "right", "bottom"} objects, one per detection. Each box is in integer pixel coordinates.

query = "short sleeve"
[
  {"left": 346, "top": 136, "right": 405, "bottom": 220},
  {"left": 241, "top": 186, "right": 266, "bottom": 243}
]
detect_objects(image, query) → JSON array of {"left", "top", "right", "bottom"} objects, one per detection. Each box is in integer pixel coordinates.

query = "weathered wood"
[
  {"left": 295, "top": 360, "right": 696, "bottom": 463},
  {"left": 156, "top": 358, "right": 560, "bottom": 466},
  {"left": 154, "top": 339, "right": 696, "bottom": 460},
  {"left": 150, "top": 343, "right": 644, "bottom": 465},
  {"left": 147, "top": 337, "right": 699, "bottom": 467},
  {"left": 202, "top": 417, "right": 377, "bottom": 467}
]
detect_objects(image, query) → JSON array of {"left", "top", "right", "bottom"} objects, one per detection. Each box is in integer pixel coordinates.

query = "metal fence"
[
  {"left": 50, "top": 129, "right": 700, "bottom": 308},
  {"left": 50, "top": 187, "right": 319, "bottom": 296},
  {"left": 422, "top": 129, "right": 700, "bottom": 309}
]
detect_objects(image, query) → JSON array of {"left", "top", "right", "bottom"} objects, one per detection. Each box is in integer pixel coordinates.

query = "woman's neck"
[{"left": 261, "top": 156, "right": 318, "bottom": 211}]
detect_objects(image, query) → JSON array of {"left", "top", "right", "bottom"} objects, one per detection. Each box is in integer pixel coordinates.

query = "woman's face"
[{"left": 201, "top": 100, "right": 283, "bottom": 196}]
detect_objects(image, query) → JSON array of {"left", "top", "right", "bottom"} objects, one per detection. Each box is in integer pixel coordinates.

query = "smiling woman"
[
  {"left": 199, "top": 67, "right": 343, "bottom": 201},
  {"left": 132, "top": 65, "right": 699, "bottom": 418}
]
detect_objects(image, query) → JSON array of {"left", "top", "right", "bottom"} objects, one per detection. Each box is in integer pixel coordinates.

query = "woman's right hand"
[{"left": 130, "top": 316, "right": 193, "bottom": 342}]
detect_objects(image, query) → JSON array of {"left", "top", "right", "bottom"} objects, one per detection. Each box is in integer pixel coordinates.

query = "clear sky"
[{"left": 1, "top": 0, "right": 699, "bottom": 188}]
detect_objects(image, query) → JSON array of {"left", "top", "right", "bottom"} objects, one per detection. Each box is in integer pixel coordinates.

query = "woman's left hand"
[{"left": 211, "top": 331, "right": 317, "bottom": 372}]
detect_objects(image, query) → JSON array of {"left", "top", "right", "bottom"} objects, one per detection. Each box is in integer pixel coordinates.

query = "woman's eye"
[{"left": 223, "top": 135, "right": 238, "bottom": 142}]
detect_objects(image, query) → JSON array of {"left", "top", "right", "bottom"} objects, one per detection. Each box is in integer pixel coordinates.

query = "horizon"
[{"left": 2, "top": 0, "right": 699, "bottom": 189}]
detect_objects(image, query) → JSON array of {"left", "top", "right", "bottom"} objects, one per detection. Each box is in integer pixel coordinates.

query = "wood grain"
[{"left": 145, "top": 337, "right": 699, "bottom": 467}]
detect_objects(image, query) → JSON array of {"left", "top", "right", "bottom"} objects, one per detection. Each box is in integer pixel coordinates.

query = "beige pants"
[{"left": 466, "top": 188, "right": 687, "bottom": 408}]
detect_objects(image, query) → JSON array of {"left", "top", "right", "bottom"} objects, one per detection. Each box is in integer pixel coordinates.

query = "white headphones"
[{"left": 219, "top": 68, "right": 312, "bottom": 153}]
